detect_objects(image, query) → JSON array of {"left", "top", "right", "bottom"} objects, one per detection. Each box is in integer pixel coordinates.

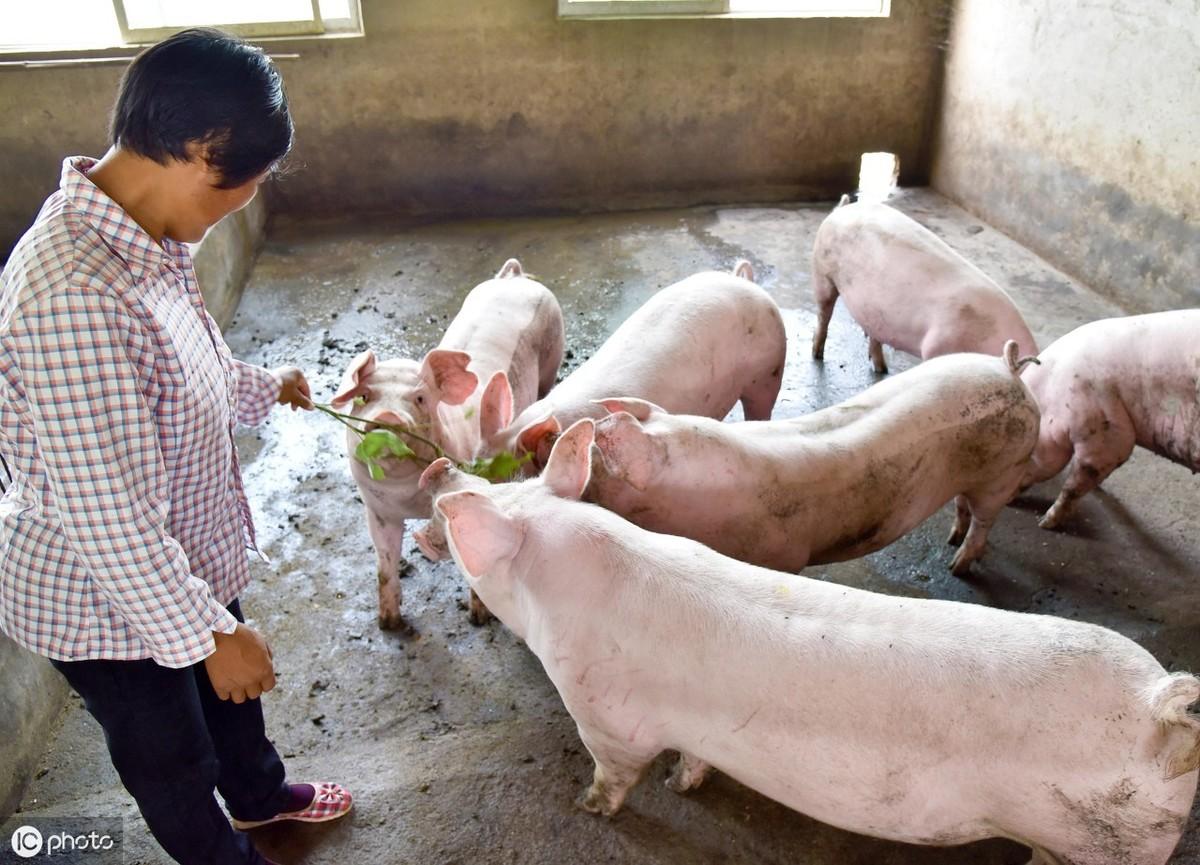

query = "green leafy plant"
[{"left": 314, "top": 403, "right": 529, "bottom": 482}]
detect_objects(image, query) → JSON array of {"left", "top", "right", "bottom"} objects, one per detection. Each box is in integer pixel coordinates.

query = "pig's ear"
[
  {"left": 435, "top": 490, "right": 522, "bottom": 579},
  {"left": 496, "top": 258, "right": 524, "bottom": 279},
  {"left": 591, "top": 412, "right": 661, "bottom": 493},
  {"left": 541, "top": 418, "right": 595, "bottom": 501},
  {"left": 479, "top": 372, "right": 514, "bottom": 441},
  {"left": 421, "top": 350, "right": 478, "bottom": 406},
  {"left": 418, "top": 457, "right": 454, "bottom": 492},
  {"left": 593, "top": 397, "right": 661, "bottom": 422},
  {"left": 516, "top": 415, "right": 561, "bottom": 461},
  {"left": 331, "top": 350, "right": 377, "bottom": 406}
]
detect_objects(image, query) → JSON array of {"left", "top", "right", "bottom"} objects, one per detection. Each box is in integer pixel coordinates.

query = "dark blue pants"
[{"left": 51, "top": 600, "right": 289, "bottom": 865}]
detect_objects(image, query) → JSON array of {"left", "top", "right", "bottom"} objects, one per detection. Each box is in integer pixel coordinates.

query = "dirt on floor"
[{"left": 8, "top": 189, "right": 1200, "bottom": 865}]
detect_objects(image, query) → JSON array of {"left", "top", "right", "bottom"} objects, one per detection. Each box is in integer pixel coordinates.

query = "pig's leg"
[
  {"left": 468, "top": 589, "right": 493, "bottom": 626},
  {"left": 949, "top": 473, "right": 1024, "bottom": 575},
  {"left": 365, "top": 508, "right": 407, "bottom": 630},
  {"left": 576, "top": 728, "right": 654, "bottom": 817},
  {"left": 946, "top": 495, "right": 971, "bottom": 546},
  {"left": 1039, "top": 412, "right": 1136, "bottom": 530},
  {"left": 811, "top": 274, "right": 839, "bottom": 361},
  {"left": 665, "top": 752, "right": 712, "bottom": 794},
  {"left": 868, "top": 336, "right": 889, "bottom": 374}
]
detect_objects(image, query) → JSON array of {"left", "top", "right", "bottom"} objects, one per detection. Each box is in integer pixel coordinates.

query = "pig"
[
  {"left": 412, "top": 260, "right": 786, "bottom": 621},
  {"left": 811, "top": 198, "right": 1038, "bottom": 374},
  {"left": 431, "top": 418, "right": 1200, "bottom": 865},
  {"left": 587, "top": 342, "right": 1041, "bottom": 576},
  {"left": 1020, "top": 310, "right": 1200, "bottom": 530},
  {"left": 476, "top": 261, "right": 786, "bottom": 470},
  {"left": 332, "top": 259, "right": 564, "bottom": 628}
]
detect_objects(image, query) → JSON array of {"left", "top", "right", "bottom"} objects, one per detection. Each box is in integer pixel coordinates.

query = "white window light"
[
  {"left": 558, "top": 0, "right": 890, "bottom": 20},
  {"left": 2, "top": 0, "right": 360, "bottom": 53},
  {"left": 858, "top": 151, "right": 899, "bottom": 203}
]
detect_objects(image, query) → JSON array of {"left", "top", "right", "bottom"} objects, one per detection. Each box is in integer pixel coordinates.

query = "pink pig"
[
  {"left": 431, "top": 419, "right": 1200, "bottom": 864},
  {"left": 1020, "top": 310, "right": 1200, "bottom": 529},
  {"left": 476, "top": 261, "right": 786, "bottom": 469},
  {"left": 414, "top": 261, "right": 784, "bottom": 622},
  {"left": 811, "top": 198, "right": 1038, "bottom": 373},
  {"left": 588, "top": 343, "right": 1041, "bottom": 575},
  {"left": 332, "top": 259, "right": 563, "bottom": 628}
]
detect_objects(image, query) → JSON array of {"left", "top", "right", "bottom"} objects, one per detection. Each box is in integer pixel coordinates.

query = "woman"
[{"left": 0, "top": 29, "right": 351, "bottom": 865}]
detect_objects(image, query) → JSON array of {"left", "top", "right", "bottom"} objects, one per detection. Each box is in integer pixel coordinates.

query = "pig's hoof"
[
  {"left": 665, "top": 759, "right": 710, "bottom": 794},
  {"left": 948, "top": 552, "right": 975, "bottom": 577},
  {"left": 467, "top": 592, "right": 493, "bottom": 627},
  {"left": 946, "top": 527, "right": 966, "bottom": 547},
  {"left": 378, "top": 610, "right": 405, "bottom": 630},
  {"left": 576, "top": 787, "right": 619, "bottom": 817},
  {"left": 1038, "top": 511, "right": 1063, "bottom": 530}
]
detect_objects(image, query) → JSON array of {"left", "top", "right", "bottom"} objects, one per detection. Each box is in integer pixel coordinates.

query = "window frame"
[
  {"left": 0, "top": 1, "right": 362, "bottom": 56},
  {"left": 557, "top": 0, "right": 890, "bottom": 19}
]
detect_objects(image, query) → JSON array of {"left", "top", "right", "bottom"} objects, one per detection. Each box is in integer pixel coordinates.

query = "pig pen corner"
[{"left": 10, "top": 191, "right": 1200, "bottom": 865}]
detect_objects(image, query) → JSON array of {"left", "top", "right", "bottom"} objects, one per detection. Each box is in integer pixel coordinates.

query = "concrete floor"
[{"left": 8, "top": 190, "right": 1200, "bottom": 864}]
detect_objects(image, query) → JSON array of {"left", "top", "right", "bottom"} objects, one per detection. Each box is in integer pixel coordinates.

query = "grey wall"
[
  {"left": 2, "top": 0, "right": 951, "bottom": 256},
  {"left": 0, "top": 637, "right": 66, "bottom": 817},
  {"left": 931, "top": 0, "right": 1199, "bottom": 312},
  {"left": 265, "top": 0, "right": 949, "bottom": 219}
]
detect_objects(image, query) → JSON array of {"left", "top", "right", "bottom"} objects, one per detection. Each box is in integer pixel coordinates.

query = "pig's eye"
[{"left": 415, "top": 395, "right": 425, "bottom": 405}]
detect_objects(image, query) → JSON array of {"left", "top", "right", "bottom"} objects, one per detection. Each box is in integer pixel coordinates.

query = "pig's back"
[
  {"left": 816, "top": 203, "right": 1026, "bottom": 355},
  {"left": 783, "top": 356, "right": 1036, "bottom": 560},
  {"left": 441, "top": 277, "right": 561, "bottom": 362},
  {"left": 443, "top": 277, "right": 564, "bottom": 409},
  {"left": 553, "top": 273, "right": 782, "bottom": 416}
]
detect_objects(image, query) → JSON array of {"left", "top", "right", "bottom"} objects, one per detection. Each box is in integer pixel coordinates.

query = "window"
[
  {"left": 3, "top": 0, "right": 361, "bottom": 53},
  {"left": 558, "top": 0, "right": 889, "bottom": 19}
]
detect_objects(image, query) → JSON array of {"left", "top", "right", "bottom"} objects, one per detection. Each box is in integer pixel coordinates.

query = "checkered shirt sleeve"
[{"left": 232, "top": 358, "right": 282, "bottom": 426}]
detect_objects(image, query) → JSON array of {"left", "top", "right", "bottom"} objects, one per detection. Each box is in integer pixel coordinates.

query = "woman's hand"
[
  {"left": 274, "top": 366, "right": 313, "bottom": 410},
  {"left": 205, "top": 623, "right": 277, "bottom": 703}
]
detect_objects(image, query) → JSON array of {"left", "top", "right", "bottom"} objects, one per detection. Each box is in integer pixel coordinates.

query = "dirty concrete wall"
[
  {"left": 0, "top": 636, "right": 66, "bottom": 817},
  {"left": 931, "top": 0, "right": 1199, "bottom": 312},
  {"left": 1, "top": 0, "right": 950, "bottom": 255},
  {"left": 264, "top": 0, "right": 949, "bottom": 220}
]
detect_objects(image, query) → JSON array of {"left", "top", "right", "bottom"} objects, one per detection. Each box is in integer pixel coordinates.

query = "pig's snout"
[
  {"left": 364, "top": 409, "right": 413, "bottom": 433},
  {"left": 413, "top": 522, "right": 445, "bottom": 561}
]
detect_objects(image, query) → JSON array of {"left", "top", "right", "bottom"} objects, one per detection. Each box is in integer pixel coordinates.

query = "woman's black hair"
[{"left": 110, "top": 28, "right": 293, "bottom": 188}]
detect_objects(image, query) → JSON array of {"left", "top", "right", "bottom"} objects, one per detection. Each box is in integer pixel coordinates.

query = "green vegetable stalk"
[{"left": 313, "top": 402, "right": 531, "bottom": 482}]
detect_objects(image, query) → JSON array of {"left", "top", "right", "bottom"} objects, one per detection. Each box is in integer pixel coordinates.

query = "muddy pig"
[
  {"left": 811, "top": 198, "right": 1037, "bottom": 373},
  {"left": 432, "top": 418, "right": 1200, "bottom": 865},
  {"left": 332, "top": 259, "right": 563, "bottom": 628},
  {"left": 588, "top": 342, "right": 1040, "bottom": 575},
  {"left": 1021, "top": 310, "right": 1200, "bottom": 529}
]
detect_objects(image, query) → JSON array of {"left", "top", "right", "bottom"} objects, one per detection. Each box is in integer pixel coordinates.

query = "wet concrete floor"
[{"left": 11, "top": 189, "right": 1200, "bottom": 864}]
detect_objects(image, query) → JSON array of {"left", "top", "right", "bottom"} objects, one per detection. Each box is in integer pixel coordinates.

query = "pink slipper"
[{"left": 232, "top": 782, "right": 353, "bottom": 830}]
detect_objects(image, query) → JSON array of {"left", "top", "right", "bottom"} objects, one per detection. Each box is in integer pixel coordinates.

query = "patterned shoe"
[{"left": 232, "top": 782, "right": 353, "bottom": 830}]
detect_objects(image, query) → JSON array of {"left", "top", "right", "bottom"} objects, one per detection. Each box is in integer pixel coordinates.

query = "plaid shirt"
[{"left": 0, "top": 157, "right": 281, "bottom": 668}]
